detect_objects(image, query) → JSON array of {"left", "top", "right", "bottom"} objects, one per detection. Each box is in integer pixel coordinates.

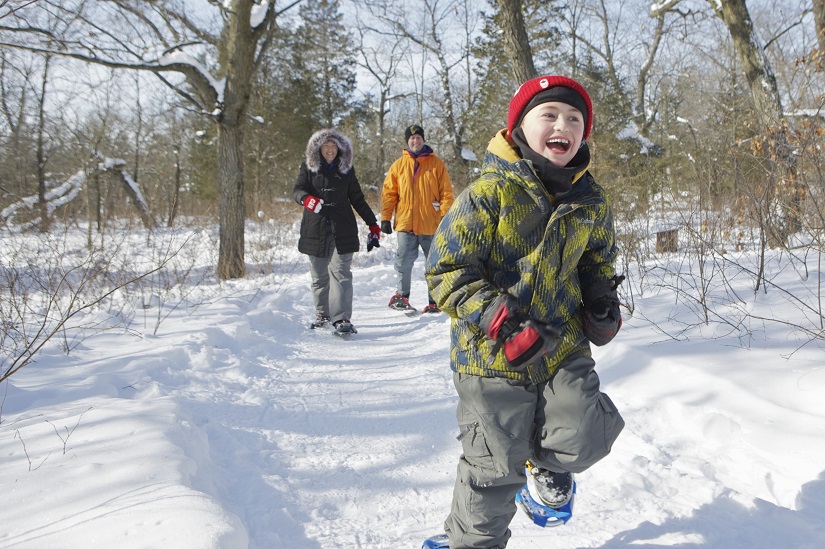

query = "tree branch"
[{"left": 0, "top": 41, "right": 218, "bottom": 109}]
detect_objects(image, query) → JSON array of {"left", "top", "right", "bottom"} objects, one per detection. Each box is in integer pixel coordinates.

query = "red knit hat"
[{"left": 507, "top": 75, "right": 593, "bottom": 141}]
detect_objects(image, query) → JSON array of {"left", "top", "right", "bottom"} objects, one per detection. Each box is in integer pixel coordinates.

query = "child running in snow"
[{"left": 425, "top": 75, "right": 625, "bottom": 549}]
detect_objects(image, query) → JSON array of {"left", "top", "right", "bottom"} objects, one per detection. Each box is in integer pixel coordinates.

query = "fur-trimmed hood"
[{"left": 305, "top": 128, "right": 354, "bottom": 174}]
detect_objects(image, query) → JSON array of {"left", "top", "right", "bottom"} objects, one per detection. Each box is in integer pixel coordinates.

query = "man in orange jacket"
[{"left": 381, "top": 124, "right": 454, "bottom": 313}]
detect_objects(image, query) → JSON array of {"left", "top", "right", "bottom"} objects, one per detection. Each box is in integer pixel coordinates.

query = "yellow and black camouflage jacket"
[{"left": 425, "top": 130, "right": 618, "bottom": 384}]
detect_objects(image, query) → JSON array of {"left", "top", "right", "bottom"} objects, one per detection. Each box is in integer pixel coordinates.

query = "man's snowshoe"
[
  {"left": 422, "top": 302, "right": 441, "bottom": 314},
  {"left": 333, "top": 319, "right": 357, "bottom": 337},
  {"left": 309, "top": 315, "right": 330, "bottom": 329},
  {"left": 388, "top": 293, "right": 417, "bottom": 313},
  {"left": 422, "top": 534, "right": 450, "bottom": 549},
  {"left": 516, "top": 463, "right": 576, "bottom": 527}
]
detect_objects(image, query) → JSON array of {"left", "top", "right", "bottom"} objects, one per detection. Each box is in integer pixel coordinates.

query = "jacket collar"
[
  {"left": 404, "top": 144, "right": 434, "bottom": 159},
  {"left": 486, "top": 129, "right": 590, "bottom": 188}
]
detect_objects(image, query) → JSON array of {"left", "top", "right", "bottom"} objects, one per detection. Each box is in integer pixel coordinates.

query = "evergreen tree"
[
  {"left": 246, "top": 28, "right": 319, "bottom": 203},
  {"left": 242, "top": 3, "right": 364, "bottom": 208},
  {"left": 337, "top": 94, "right": 382, "bottom": 194},
  {"left": 240, "top": 0, "right": 361, "bottom": 206},
  {"left": 294, "top": 0, "right": 358, "bottom": 128}
]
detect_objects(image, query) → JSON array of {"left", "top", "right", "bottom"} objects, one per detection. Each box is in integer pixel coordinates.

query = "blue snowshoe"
[
  {"left": 422, "top": 533, "right": 450, "bottom": 549},
  {"left": 515, "top": 463, "right": 576, "bottom": 527}
]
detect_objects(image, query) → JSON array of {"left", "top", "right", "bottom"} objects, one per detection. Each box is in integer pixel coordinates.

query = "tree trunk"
[
  {"left": 814, "top": 0, "right": 825, "bottom": 53},
  {"left": 710, "top": 0, "right": 800, "bottom": 245},
  {"left": 168, "top": 145, "right": 181, "bottom": 228},
  {"left": 112, "top": 168, "right": 156, "bottom": 230},
  {"left": 635, "top": 14, "right": 666, "bottom": 132},
  {"left": 217, "top": 121, "right": 247, "bottom": 280},
  {"left": 377, "top": 87, "right": 390, "bottom": 174},
  {"left": 495, "top": 0, "right": 536, "bottom": 83},
  {"left": 36, "top": 56, "right": 50, "bottom": 232},
  {"left": 434, "top": 46, "right": 465, "bottom": 163},
  {"left": 712, "top": 0, "right": 782, "bottom": 127},
  {"left": 215, "top": 0, "right": 259, "bottom": 280},
  {"left": 95, "top": 172, "right": 102, "bottom": 233}
]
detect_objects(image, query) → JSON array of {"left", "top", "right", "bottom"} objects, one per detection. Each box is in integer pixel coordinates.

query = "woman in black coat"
[{"left": 293, "top": 128, "right": 380, "bottom": 335}]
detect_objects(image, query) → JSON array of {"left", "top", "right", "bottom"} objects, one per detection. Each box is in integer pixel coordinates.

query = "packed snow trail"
[{"left": 156, "top": 251, "right": 825, "bottom": 549}]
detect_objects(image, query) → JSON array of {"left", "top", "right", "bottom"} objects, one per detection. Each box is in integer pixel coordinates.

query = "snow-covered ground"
[{"left": 1, "top": 225, "right": 824, "bottom": 548}]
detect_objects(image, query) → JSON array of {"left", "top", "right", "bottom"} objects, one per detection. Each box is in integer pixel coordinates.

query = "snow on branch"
[
  {"left": 158, "top": 49, "right": 226, "bottom": 106},
  {"left": 1, "top": 170, "right": 85, "bottom": 230},
  {"left": 649, "top": 0, "right": 685, "bottom": 17},
  {"left": 616, "top": 121, "right": 658, "bottom": 155},
  {"left": 106, "top": 160, "right": 156, "bottom": 230},
  {"left": 1, "top": 158, "right": 155, "bottom": 232}
]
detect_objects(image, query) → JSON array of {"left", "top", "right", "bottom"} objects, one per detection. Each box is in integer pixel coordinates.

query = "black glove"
[
  {"left": 583, "top": 275, "right": 625, "bottom": 346},
  {"left": 380, "top": 220, "right": 392, "bottom": 235},
  {"left": 480, "top": 294, "right": 562, "bottom": 370}
]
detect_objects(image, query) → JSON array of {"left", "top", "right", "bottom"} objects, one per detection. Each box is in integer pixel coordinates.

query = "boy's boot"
[{"left": 526, "top": 464, "right": 574, "bottom": 508}]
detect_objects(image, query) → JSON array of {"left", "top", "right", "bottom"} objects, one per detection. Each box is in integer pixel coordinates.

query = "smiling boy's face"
[{"left": 520, "top": 101, "right": 585, "bottom": 167}]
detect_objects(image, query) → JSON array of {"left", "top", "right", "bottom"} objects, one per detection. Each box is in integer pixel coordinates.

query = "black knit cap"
[
  {"left": 404, "top": 124, "right": 425, "bottom": 141},
  {"left": 517, "top": 88, "right": 589, "bottom": 132}
]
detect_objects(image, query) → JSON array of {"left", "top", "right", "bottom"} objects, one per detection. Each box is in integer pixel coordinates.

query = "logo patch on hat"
[
  {"left": 405, "top": 124, "right": 425, "bottom": 141},
  {"left": 507, "top": 75, "right": 594, "bottom": 140}
]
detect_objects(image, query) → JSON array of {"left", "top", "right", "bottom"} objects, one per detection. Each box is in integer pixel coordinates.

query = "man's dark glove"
[
  {"left": 583, "top": 275, "right": 625, "bottom": 346},
  {"left": 480, "top": 294, "right": 562, "bottom": 370},
  {"left": 380, "top": 220, "right": 392, "bottom": 235}
]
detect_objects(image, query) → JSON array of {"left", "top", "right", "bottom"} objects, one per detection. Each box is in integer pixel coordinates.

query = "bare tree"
[
  {"left": 580, "top": 0, "right": 627, "bottom": 106},
  {"left": 633, "top": 12, "right": 667, "bottom": 133},
  {"left": 0, "top": 0, "right": 300, "bottom": 279},
  {"left": 34, "top": 54, "right": 49, "bottom": 231},
  {"left": 540, "top": 0, "right": 670, "bottom": 144},
  {"left": 494, "top": 0, "right": 537, "bottom": 83},
  {"left": 651, "top": 0, "right": 784, "bottom": 129},
  {"left": 367, "top": 0, "right": 475, "bottom": 164},
  {"left": 654, "top": 0, "right": 800, "bottom": 249},
  {"left": 0, "top": 50, "right": 34, "bottom": 196},
  {"left": 813, "top": 0, "right": 825, "bottom": 54},
  {"left": 354, "top": 21, "right": 409, "bottom": 174}
]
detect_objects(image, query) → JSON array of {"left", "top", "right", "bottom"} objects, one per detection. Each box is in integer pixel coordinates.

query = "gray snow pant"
[
  {"left": 394, "top": 231, "right": 433, "bottom": 301},
  {"left": 444, "top": 353, "right": 624, "bottom": 549},
  {"left": 307, "top": 242, "right": 354, "bottom": 324}
]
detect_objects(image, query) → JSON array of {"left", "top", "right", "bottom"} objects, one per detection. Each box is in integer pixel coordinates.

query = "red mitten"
[
  {"left": 480, "top": 295, "right": 561, "bottom": 369},
  {"left": 302, "top": 195, "right": 324, "bottom": 213}
]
